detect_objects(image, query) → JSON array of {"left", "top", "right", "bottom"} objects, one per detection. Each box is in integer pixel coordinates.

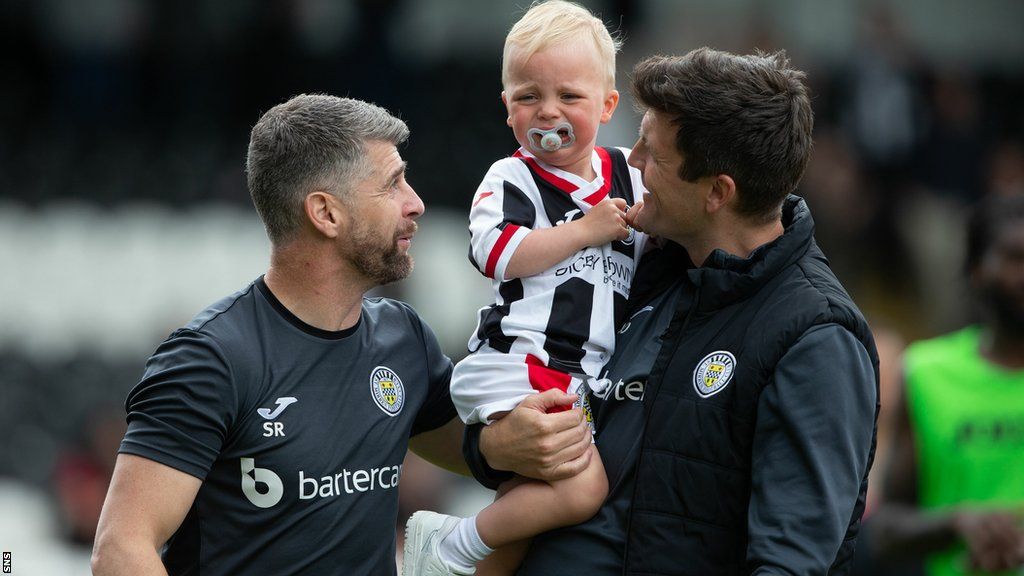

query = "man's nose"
[
  {"left": 405, "top": 185, "right": 425, "bottom": 219},
  {"left": 627, "top": 143, "right": 643, "bottom": 170}
]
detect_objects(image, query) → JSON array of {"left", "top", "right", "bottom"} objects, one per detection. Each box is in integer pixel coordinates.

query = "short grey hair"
[{"left": 246, "top": 94, "right": 409, "bottom": 244}]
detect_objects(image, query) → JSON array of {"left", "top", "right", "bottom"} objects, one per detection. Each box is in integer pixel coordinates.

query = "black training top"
[
  {"left": 517, "top": 198, "right": 877, "bottom": 574},
  {"left": 518, "top": 279, "right": 683, "bottom": 574},
  {"left": 120, "top": 277, "right": 456, "bottom": 575}
]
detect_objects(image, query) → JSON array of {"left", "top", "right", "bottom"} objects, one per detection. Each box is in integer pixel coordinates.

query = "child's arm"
[{"left": 504, "top": 197, "right": 630, "bottom": 279}]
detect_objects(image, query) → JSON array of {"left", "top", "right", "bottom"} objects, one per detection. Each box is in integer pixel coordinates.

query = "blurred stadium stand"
[{"left": 1, "top": 0, "right": 1022, "bottom": 572}]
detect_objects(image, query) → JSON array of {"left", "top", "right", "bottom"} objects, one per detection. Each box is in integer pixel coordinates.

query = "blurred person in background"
[
  {"left": 849, "top": 326, "right": 917, "bottom": 576},
  {"left": 52, "top": 404, "right": 125, "bottom": 546},
  {"left": 91, "top": 94, "right": 470, "bottom": 576},
  {"left": 837, "top": 5, "right": 925, "bottom": 280},
  {"left": 467, "top": 48, "right": 879, "bottom": 575},
  {"left": 871, "top": 194, "right": 1024, "bottom": 575},
  {"left": 988, "top": 141, "right": 1024, "bottom": 199},
  {"left": 863, "top": 325, "right": 908, "bottom": 516}
]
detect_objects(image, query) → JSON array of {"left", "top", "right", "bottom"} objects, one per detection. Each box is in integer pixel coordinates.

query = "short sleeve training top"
[{"left": 119, "top": 277, "right": 456, "bottom": 576}]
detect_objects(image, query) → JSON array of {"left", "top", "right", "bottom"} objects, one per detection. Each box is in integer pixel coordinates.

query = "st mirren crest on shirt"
[
  {"left": 621, "top": 225, "right": 636, "bottom": 246},
  {"left": 575, "top": 390, "right": 594, "bottom": 427},
  {"left": 692, "top": 351, "right": 736, "bottom": 398},
  {"left": 370, "top": 366, "right": 405, "bottom": 416}
]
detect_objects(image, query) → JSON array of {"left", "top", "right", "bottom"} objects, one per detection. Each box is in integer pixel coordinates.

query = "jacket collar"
[{"left": 686, "top": 194, "right": 815, "bottom": 311}]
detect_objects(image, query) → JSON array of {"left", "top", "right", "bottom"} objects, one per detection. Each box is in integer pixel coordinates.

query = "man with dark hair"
[
  {"left": 628, "top": 50, "right": 814, "bottom": 221},
  {"left": 467, "top": 48, "right": 880, "bottom": 574},
  {"left": 871, "top": 195, "right": 1024, "bottom": 575},
  {"left": 91, "top": 94, "right": 470, "bottom": 575}
]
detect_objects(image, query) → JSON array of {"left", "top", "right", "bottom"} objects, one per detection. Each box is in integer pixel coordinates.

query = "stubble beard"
[{"left": 348, "top": 220, "right": 414, "bottom": 286}]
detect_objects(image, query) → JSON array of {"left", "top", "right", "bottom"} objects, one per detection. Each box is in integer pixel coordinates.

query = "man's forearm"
[
  {"left": 410, "top": 417, "right": 470, "bottom": 476},
  {"left": 92, "top": 455, "right": 200, "bottom": 576},
  {"left": 464, "top": 391, "right": 592, "bottom": 486},
  {"left": 92, "top": 537, "right": 169, "bottom": 576},
  {"left": 464, "top": 423, "right": 514, "bottom": 489}
]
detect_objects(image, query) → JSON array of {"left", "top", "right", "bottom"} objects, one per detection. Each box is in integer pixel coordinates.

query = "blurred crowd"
[{"left": 1, "top": 0, "right": 1022, "bottom": 574}]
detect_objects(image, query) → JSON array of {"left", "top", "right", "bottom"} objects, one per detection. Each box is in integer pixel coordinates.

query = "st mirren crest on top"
[
  {"left": 621, "top": 225, "right": 636, "bottom": 246},
  {"left": 370, "top": 366, "right": 405, "bottom": 416},
  {"left": 693, "top": 351, "right": 736, "bottom": 398}
]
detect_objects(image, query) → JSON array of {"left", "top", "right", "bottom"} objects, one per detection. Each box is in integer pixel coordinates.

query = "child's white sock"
[{"left": 438, "top": 514, "right": 493, "bottom": 572}]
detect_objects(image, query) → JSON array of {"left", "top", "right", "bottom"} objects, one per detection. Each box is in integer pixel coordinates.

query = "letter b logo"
[{"left": 241, "top": 457, "right": 284, "bottom": 508}]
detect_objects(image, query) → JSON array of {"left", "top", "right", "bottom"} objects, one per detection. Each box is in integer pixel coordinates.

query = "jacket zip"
[{"left": 621, "top": 287, "right": 700, "bottom": 574}]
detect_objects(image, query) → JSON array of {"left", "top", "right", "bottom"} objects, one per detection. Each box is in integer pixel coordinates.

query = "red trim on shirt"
[
  {"left": 513, "top": 150, "right": 578, "bottom": 194},
  {"left": 484, "top": 224, "right": 521, "bottom": 279},
  {"left": 473, "top": 191, "right": 494, "bottom": 207},
  {"left": 514, "top": 148, "right": 612, "bottom": 205},
  {"left": 581, "top": 147, "right": 613, "bottom": 205},
  {"left": 525, "top": 354, "right": 573, "bottom": 413}
]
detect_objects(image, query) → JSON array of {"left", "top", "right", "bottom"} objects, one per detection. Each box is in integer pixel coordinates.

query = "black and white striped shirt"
[{"left": 467, "top": 146, "right": 648, "bottom": 377}]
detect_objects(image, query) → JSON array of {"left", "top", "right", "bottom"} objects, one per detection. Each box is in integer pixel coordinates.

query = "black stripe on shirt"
[
  {"left": 503, "top": 180, "right": 536, "bottom": 228},
  {"left": 476, "top": 278, "right": 524, "bottom": 353},
  {"left": 543, "top": 276, "right": 593, "bottom": 373}
]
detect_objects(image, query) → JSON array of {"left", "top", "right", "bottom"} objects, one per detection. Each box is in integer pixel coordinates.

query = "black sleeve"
[
  {"left": 747, "top": 324, "right": 877, "bottom": 574},
  {"left": 462, "top": 423, "right": 514, "bottom": 490},
  {"left": 410, "top": 314, "right": 458, "bottom": 437},
  {"left": 119, "top": 329, "right": 237, "bottom": 480}
]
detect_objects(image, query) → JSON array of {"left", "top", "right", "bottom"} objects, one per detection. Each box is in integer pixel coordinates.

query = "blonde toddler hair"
[{"left": 502, "top": 0, "right": 622, "bottom": 91}]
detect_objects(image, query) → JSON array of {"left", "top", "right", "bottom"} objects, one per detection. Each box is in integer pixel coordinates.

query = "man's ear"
[
  {"left": 705, "top": 174, "right": 737, "bottom": 215},
  {"left": 601, "top": 89, "right": 620, "bottom": 123},
  {"left": 304, "top": 191, "right": 344, "bottom": 239}
]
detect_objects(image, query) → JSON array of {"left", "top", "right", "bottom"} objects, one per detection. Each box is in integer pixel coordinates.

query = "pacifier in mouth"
[{"left": 527, "top": 122, "right": 575, "bottom": 153}]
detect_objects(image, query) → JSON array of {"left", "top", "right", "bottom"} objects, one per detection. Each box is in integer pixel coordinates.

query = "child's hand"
[
  {"left": 624, "top": 200, "right": 645, "bottom": 233},
  {"left": 579, "top": 198, "right": 630, "bottom": 246}
]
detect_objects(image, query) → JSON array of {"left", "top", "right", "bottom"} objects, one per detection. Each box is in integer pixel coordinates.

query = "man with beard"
[
  {"left": 872, "top": 195, "right": 1024, "bottom": 575},
  {"left": 92, "top": 95, "right": 474, "bottom": 575}
]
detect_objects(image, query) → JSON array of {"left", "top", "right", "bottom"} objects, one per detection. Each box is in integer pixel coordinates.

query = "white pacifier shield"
[{"left": 527, "top": 122, "right": 575, "bottom": 153}]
